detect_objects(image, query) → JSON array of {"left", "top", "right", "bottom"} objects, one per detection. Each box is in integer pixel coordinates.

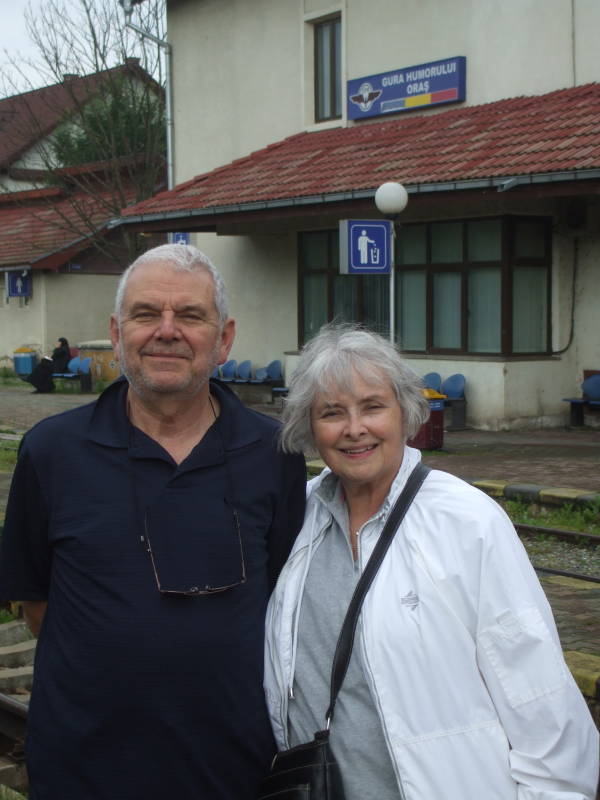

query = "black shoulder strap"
[{"left": 325, "top": 461, "right": 430, "bottom": 725}]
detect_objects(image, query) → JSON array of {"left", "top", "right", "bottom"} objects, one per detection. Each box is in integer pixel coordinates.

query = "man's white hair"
[{"left": 114, "top": 244, "right": 229, "bottom": 326}]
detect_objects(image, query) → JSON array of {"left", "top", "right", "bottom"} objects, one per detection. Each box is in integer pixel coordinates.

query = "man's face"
[{"left": 110, "top": 261, "right": 234, "bottom": 399}]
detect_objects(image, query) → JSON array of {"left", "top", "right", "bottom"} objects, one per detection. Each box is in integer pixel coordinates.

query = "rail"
[
  {"left": 0, "top": 692, "right": 27, "bottom": 741},
  {"left": 515, "top": 523, "right": 600, "bottom": 583}
]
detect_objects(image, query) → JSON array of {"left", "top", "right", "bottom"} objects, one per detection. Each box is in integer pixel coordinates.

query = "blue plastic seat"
[
  {"left": 54, "top": 356, "right": 81, "bottom": 377},
  {"left": 234, "top": 360, "right": 252, "bottom": 383},
  {"left": 250, "top": 367, "right": 268, "bottom": 384},
  {"left": 67, "top": 356, "right": 80, "bottom": 374},
  {"left": 220, "top": 359, "right": 237, "bottom": 382},
  {"left": 441, "top": 373, "right": 465, "bottom": 399},
  {"left": 266, "top": 360, "right": 283, "bottom": 382},
  {"left": 211, "top": 367, "right": 220, "bottom": 379},
  {"left": 582, "top": 373, "right": 600, "bottom": 400},
  {"left": 423, "top": 372, "right": 442, "bottom": 392},
  {"left": 440, "top": 373, "right": 467, "bottom": 430},
  {"left": 79, "top": 357, "right": 91, "bottom": 375}
]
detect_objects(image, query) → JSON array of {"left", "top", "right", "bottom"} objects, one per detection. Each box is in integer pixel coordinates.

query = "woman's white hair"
[
  {"left": 114, "top": 243, "right": 229, "bottom": 326},
  {"left": 280, "top": 323, "right": 430, "bottom": 454}
]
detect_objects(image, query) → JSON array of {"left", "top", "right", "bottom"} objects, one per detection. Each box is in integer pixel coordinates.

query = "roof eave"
[
  {"left": 111, "top": 168, "right": 600, "bottom": 230},
  {"left": 28, "top": 225, "right": 109, "bottom": 271}
]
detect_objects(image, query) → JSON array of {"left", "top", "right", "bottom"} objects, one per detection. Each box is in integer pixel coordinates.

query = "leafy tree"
[{"left": 52, "top": 77, "right": 166, "bottom": 167}]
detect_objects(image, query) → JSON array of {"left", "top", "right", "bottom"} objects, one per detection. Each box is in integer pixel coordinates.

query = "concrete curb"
[
  {"left": 472, "top": 480, "right": 600, "bottom": 508},
  {"left": 306, "top": 459, "right": 600, "bottom": 507}
]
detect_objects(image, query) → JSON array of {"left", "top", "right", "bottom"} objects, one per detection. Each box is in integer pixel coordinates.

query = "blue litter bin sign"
[
  {"left": 339, "top": 220, "right": 392, "bottom": 274},
  {"left": 7, "top": 270, "right": 31, "bottom": 298},
  {"left": 173, "top": 232, "right": 190, "bottom": 245}
]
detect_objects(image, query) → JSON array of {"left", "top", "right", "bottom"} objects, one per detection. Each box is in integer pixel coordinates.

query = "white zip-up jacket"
[{"left": 264, "top": 447, "right": 599, "bottom": 800}]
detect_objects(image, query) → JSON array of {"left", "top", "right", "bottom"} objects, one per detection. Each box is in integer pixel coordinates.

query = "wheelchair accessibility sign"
[{"left": 339, "top": 220, "right": 392, "bottom": 274}]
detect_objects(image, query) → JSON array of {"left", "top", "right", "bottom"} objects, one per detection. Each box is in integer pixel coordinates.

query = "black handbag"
[{"left": 258, "top": 462, "right": 431, "bottom": 800}]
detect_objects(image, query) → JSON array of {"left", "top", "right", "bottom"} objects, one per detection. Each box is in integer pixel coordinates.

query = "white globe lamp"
[{"left": 374, "top": 182, "right": 408, "bottom": 215}]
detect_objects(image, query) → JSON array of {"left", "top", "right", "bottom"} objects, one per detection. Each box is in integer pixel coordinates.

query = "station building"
[{"left": 120, "top": 0, "right": 600, "bottom": 429}]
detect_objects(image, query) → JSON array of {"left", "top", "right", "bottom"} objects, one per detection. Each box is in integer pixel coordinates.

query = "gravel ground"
[{"left": 521, "top": 536, "right": 600, "bottom": 580}]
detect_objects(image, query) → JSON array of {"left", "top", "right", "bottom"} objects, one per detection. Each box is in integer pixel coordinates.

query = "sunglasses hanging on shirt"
[{"left": 131, "top": 394, "right": 246, "bottom": 598}]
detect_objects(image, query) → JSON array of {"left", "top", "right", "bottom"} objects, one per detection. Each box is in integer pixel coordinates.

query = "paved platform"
[{"left": 0, "top": 383, "right": 599, "bottom": 710}]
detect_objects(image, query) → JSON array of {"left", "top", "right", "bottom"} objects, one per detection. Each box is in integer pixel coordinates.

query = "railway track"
[
  {"left": 0, "top": 692, "right": 27, "bottom": 793},
  {"left": 515, "top": 523, "right": 600, "bottom": 583}
]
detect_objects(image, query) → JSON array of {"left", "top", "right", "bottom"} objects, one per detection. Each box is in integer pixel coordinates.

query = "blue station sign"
[
  {"left": 339, "top": 220, "right": 392, "bottom": 275},
  {"left": 347, "top": 56, "right": 466, "bottom": 121},
  {"left": 7, "top": 270, "right": 31, "bottom": 298}
]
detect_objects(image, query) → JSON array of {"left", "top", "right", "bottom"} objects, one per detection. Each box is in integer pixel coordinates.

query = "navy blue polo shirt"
[{"left": 0, "top": 378, "right": 306, "bottom": 800}]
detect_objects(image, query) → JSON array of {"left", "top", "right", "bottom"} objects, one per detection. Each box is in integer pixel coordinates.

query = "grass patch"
[
  {"left": 0, "top": 788, "right": 27, "bottom": 800},
  {"left": 499, "top": 497, "right": 600, "bottom": 536},
  {"left": 0, "top": 607, "right": 17, "bottom": 624},
  {"left": 0, "top": 375, "right": 25, "bottom": 388},
  {"left": 0, "top": 441, "right": 19, "bottom": 471}
]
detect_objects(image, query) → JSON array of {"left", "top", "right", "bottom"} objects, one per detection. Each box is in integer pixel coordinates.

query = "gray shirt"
[{"left": 287, "top": 475, "right": 402, "bottom": 800}]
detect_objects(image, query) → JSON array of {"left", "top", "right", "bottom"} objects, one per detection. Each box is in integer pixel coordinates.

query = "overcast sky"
[
  {"left": 0, "top": 0, "right": 130, "bottom": 92},
  {"left": 1, "top": 1, "right": 42, "bottom": 63},
  {"left": 0, "top": 0, "right": 50, "bottom": 89}
]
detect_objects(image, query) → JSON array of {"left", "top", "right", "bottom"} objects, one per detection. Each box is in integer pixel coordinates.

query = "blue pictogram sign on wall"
[
  {"left": 173, "top": 232, "right": 190, "bottom": 245},
  {"left": 339, "top": 220, "right": 392, "bottom": 274},
  {"left": 7, "top": 270, "right": 31, "bottom": 298}
]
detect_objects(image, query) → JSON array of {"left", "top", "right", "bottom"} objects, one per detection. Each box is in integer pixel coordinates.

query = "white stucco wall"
[
  {"left": 570, "top": 214, "right": 600, "bottom": 373},
  {"left": 192, "top": 230, "right": 299, "bottom": 371},
  {"left": 44, "top": 273, "right": 120, "bottom": 349},
  {"left": 0, "top": 274, "right": 46, "bottom": 365},
  {"left": 171, "top": 0, "right": 600, "bottom": 183},
  {"left": 346, "top": 0, "right": 593, "bottom": 104},
  {"left": 1, "top": 273, "right": 120, "bottom": 368},
  {"left": 170, "top": 0, "right": 304, "bottom": 181}
]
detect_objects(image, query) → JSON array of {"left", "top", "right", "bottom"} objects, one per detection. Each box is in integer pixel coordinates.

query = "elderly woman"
[{"left": 264, "top": 324, "right": 598, "bottom": 800}]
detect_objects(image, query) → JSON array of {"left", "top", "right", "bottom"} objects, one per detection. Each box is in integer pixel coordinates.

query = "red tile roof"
[
  {"left": 122, "top": 82, "right": 600, "bottom": 218},
  {"left": 0, "top": 60, "right": 160, "bottom": 170},
  {"left": 0, "top": 183, "right": 138, "bottom": 270}
]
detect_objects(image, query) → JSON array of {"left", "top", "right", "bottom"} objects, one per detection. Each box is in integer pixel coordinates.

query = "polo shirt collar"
[{"left": 87, "top": 376, "right": 262, "bottom": 455}]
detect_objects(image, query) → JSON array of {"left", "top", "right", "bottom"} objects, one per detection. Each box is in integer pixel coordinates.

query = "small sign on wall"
[{"left": 7, "top": 270, "right": 32, "bottom": 298}]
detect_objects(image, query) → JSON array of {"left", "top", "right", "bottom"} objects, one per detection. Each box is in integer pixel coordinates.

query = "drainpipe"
[{"left": 120, "top": 0, "right": 174, "bottom": 193}]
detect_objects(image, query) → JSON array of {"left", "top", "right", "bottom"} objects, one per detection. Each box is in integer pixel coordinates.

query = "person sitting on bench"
[{"left": 26, "top": 337, "right": 70, "bottom": 393}]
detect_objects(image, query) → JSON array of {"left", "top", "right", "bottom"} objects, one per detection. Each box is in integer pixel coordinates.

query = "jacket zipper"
[
  {"left": 357, "top": 535, "right": 407, "bottom": 800},
  {"left": 279, "top": 520, "right": 330, "bottom": 748}
]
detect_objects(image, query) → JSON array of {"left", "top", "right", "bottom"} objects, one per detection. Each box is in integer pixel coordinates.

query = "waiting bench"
[
  {"left": 562, "top": 373, "right": 600, "bottom": 427},
  {"left": 53, "top": 356, "right": 92, "bottom": 393}
]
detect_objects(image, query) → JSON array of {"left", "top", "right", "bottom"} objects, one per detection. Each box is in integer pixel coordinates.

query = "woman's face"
[{"left": 311, "top": 371, "right": 405, "bottom": 495}]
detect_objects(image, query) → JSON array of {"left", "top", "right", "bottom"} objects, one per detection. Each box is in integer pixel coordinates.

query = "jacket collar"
[{"left": 309, "top": 445, "right": 423, "bottom": 515}]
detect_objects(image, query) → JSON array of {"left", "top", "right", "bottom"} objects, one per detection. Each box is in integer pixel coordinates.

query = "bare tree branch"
[{"left": 0, "top": 0, "right": 167, "bottom": 267}]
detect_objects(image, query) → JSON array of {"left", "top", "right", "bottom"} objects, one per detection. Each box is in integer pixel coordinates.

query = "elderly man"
[{"left": 0, "top": 244, "right": 306, "bottom": 800}]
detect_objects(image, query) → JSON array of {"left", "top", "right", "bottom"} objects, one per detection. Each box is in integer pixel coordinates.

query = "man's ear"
[
  {"left": 218, "top": 318, "right": 236, "bottom": 364},
  {"left": 109, "top": 315, "right": 121, "bottom": 361}
]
